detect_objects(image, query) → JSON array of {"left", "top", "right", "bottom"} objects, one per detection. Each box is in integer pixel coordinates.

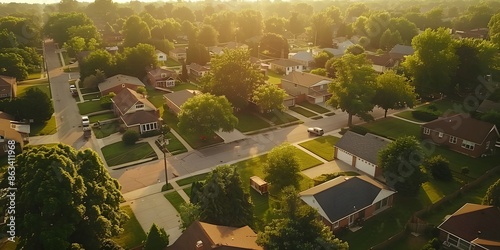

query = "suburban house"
[
  {"left": 164, "top": 89, "right": 201, "bottom": 115},
  {"left": 105, "top": 46, "right": 119, "bottom": 54},
  {"left": 389, "top": 44, "right": 414, "bottom": 62},
  {"left": 188, "top": 63, "right": 210, "bottom": 79},
  {"left": 321, "top": 39, "right": 355, "bottom": 57},
  {"left": 0, "top": 75, "right": 17, "bottom": 100},
  {"left": 289, "top": 51, "right": 314, "bottom": 69},
  {"left": 366, "top": 53, "right": 398, "bottom": 73},
  {"left": 453, "top": 28, "right": 489, "bottom": 39},
  {"left": 300, "top": 175, "right": 396, "bottom": 233},
  {"left": 209, "top": 42, "right": 249, "bottom": 56},
  {"left": 169, "top": 47, "right": 187, "bottom": 62},
  {"left": 167, "top": 220, "right": 262, "bottom": 250},
  {"left": 0, "top": 112, "right": 29, "bottom": 156},
  {"left": 112, "top": 88, "right": 161, "bottom": 134},
  {"left": 283, "top": 30, "right": 296, "bottom": 44},
  {"left": 98, "top": 74, "right": 145, "bottom": 96},
  {"left": 156, "top": 49, "right": 167, "bottom": 62},
  {"left": 334, "top": 131, "right": 390, "bottom": 178},
  {"left": 477, "top": 99, "right": 500, "bottom": 113},
  {"left": 437, "top": 203, "right": 500, "bottom": 250},
  {"left": 280, "top": 71, "right": 332, "bottom": 103},
  {"left": 146, "top": 67, "right": 178, "bottom": 88},
  {"left": 421, "top": 113, "right": 500, "bottom": 157},
  {"left": 269, "top": 59, "right": 304, "bottom": 75}
]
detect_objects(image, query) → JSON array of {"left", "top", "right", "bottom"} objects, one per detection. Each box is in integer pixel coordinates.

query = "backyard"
[
  {"left": 266, "top": 70, "right": 283, "bottom": 85},
  {"left": 111, "top": 205, "right": 146, "bottom": 249},
  {"left": 170, "top": 82, "right": 199, "bottom": 91},
  {"left": 298, "top": 135, "right": 340, "bottom": 161},
  {"left": 101, "top": 141, "right": 157, "bottom": 166}
]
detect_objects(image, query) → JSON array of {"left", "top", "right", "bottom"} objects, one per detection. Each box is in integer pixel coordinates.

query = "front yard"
[
  {"left": 297, "top": 102, "right": 331, "bottom": 114},
  {"left": 29, "top": 116, "right": 57, "bottom": 136},
  {"left": 77, "top": 101, "right": 108, "bottom": 115},
  {"left": 395, "top": 99, "right": 461, "bottom": 122},
  {"left": 357, "top": 117, "right": 421, "bottom": 140},
  {"left": 289, "top": 106, "right": 317, "bottom": 117},
  {"left": 260, "top": 110, "right": 300, "bottom": 125},
  {"left": 101, "top": 141, "right": 157, "bottom": 166},
  {"left": 17, "top": 80, "right": 51, "bottom": 98},
  {"left": 92, "top": 121, "right": 120, "bottom": 139},
  {"left": 235, "top": 111, "right": 271, "bottom": 132},
  {"left": 111, "top": 205, "right": 146, "bottom": 249},
  {"left": 298, "top": 135, "right": 340, "bottom": 161},
  {"left": 89, "top": 112, "right": 115, "bottom": 123}
]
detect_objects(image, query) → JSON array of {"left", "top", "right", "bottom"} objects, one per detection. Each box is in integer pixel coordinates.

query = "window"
[
  {"left": 447, "top": 234, "right": 459, "bottom": 246},
  {"left": 449, "top": 136, "right": 457, "bottom": 144},
  {"left": 141, "top": 122, "right": 158, "bottom": 133},
  {"left": 462, "top": 140, "right": 475, "bottom": 150},
  {"left": 423, "top": 128, "right": 430, "bottom": 135},
  {"left": 333, "top": 221, "right": 339, "bottom": 229},
  {"left": 135, "top": 104, "right": 144, "bottom": 109},
  {"left": 457, "top": 240, "right": 471, "bottom": 250},
  {"left": 375, "top": 197, "right": 389, "bottom": 210},
  {"left": 438, "top": 132, "right": 443, "bottom": 138}
]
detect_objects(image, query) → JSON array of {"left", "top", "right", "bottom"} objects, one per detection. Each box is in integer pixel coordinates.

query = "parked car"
[
  {"left": 82, "top": 116, "right": 90, "bottom": 131},
  {"left": 70, "top": 85, "right": 77, "bottom": 96},
  {"left": 307, "top": 127, "right": 324, "bottom": 136}
]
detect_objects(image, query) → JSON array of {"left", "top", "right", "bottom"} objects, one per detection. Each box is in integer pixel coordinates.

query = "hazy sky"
[{"left": 0, "top": 0, "right": 178, "bottom": 3}]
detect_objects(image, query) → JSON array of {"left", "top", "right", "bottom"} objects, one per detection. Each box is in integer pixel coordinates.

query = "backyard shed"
[{"left": 250, "top": 176, "right": 268, "bottom": 195}]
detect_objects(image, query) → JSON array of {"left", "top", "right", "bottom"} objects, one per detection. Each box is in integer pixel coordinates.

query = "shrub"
[
  {"left": 100, "top": 95, "right": 113, "bottom": 109},
  {"left": 461, "top": 166, "right": 470, "bottom": 175},
  {"left": 141, "top": 130, "right": 161, "bottom": 138},
  {"left": 421, "top": 237, "right": 441, "bottom": 250},
  {"left": 424, "top": 155, "right": 453, "bottom": 181},
  {"left": 99, "top": 239, "right": 124, "bottom": 250},
  {"left": 122, "top": 130, "right": 139, "bottom": 145},
  {"left": 143, "top": 224, "right": 169, "bottom": 250},
  {"left": 118, "top": 125, "right": 126, "bottom": 134},
  {"left": 412, "top": 110, "right": 438, "bottom": 121},
  {"left": 349, "top": 125, "right": 369, "bottom": 135},
  {"left": 427, "top": 104, "right": 438, "bottom": 112}
]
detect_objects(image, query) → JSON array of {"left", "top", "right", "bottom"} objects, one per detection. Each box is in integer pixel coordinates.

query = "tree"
[
  {"left": 259, "top": 33, "right": 289, "bottom": 58},
  {"left": 237, "top": 10, "right": 263, "bottom": 41},
  {"left": 179, "top": 203, "right": 201, "bottom": 230},
  {"left": 18, "top": 88, "right": 53, "bottom": 124},
  {"left": 136, "top": 86, "right": 147, "bottom": 96},
  {"left": 372, "top": 70, "right": 417, "bottom": 118},
  {"left": 489, "top": 13, "right": 500, "bottom": 47},
  {"left": 313, "top": 51, "right": 334, "bottom": 68},
  {"left": 186, "top": 42, "right": 210, "bottom": 65},
  {"left": 15, "top": 144, "right": 127, "bottom": 249},
  {"left": 0, "top": 29, "right": 17, "bottom": 48},
  {"left": 264, "top": 16, "right": 287, "bottom": 35},
  {"left": 180, "top": 59, "right": 188, "bottom": 82},
  {"left": 121, "top": 15, "right": 151, "bottom": 47},
  {"left": 402, "top": 28, "right": 458, "bottom": 95},
  {"left": 311, "top": 12, "right": 334, "bottom": 47},
  {"left": 345, "top": 44, "right": 365, "bottom": 55},
  {"left": 424, "top": 155, "right": 453, "bottom": 181},
  {"left": 58, "top": 0, "right": 79, "bottom": 13},
  {"left": 67, "top": 24, "right": 101, "bottom": 45},
  {"left": 200, "top": 48, "right": 265, "bottom": 109},
  {"left": 257, "top": 187, "right": 349, "bottom": 250},
  {"left": 482, "top": 178, "right": 500, "bottom": 207},
  {"left": 197, "top": 24, "right": 218, "bottom": 47},
  {"left": 310, "top": 68, "right": 327, "bottom": 76},
  {"left": 115, "top": 43, "right": 158, "bottom": 78},
  {"left": 379, "top": 29, "right": 403, "bottom": 51},
  {"left": 171, "top": 6, "right": 196, "bottom": 23},
  {"left": 389, "top": 17, "right": 419, "bottom": 45},
  {"left": 80, "top": 49, "right": 115, "bottom": 80},
  {"left": 480, "top": 110, "right": 500, "bottom": 128},
  {"left": 378, "top": 136, "right": 427, "bottom": 196},
  {"left": 178, "top": 93, "right": 238, "bottom": 137},
  {"left": 122, "top": 130, "right": 139, "bottom": 145},
  {"left": 0, "top": 52, "right": 28, "bottom": 80},
  {"left": 264, "top": 143, "right": 301, "bottom": 192},
  {"left": 63, "top": 36, "right": 86, "bottom": 58},
  {"left": 43, "top": 12, "right": 93, "bottom": 44},
  {"left": 190, "top": 165, "right": 253, "bottom": 227},
  {"left": 327, "top": 53, "right": 378, "bottom": 127},
  {"left": 252, "top": 83, "right": 286, "bottom": 113},
  {"left": 288, "top": 12, "right": 306, "bottom": 36},
  {"left": 143, "top": 224, "right": 169, "bottom": 250}
]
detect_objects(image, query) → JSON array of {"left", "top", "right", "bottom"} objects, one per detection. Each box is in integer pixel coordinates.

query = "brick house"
[
  {"left": 112, "top": 88, "right": 161, "bottom": 134},
  {"left": 269, "top": 59, "right": 304, "bottom": 75},
  {"left": 334, "top": 131, "right": 390, "bottom": 178},
  {"left": 300, "top": 175, "right": 395, "bottom": 233},
  {"left": 438, "top": 203, "right": 500, "bottom": 250},
  {"left": 146, "top": 68, "right": 177, "bottom": 88},
  {"left": 98, "top": 74, "right": 145, "bottom": 96},
  {"left": 280, "top": 71, "right": 332, "bottom": 104},
  {"left": 421, "top": 114, "right": 499, "bottom": 157},
  {"left": 0, "top": 75, "right": 17, "bottom": 100}
]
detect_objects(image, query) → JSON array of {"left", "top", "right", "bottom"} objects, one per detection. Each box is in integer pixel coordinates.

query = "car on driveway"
[
  {"left": 307, "top": 127, "right": 324, "bottom": 136},
  {"left": 70, "top": 84, "right": 77, "bottom": 96},
  {"left": 82, "top": 116, "right": 90, "bottom": 130}
]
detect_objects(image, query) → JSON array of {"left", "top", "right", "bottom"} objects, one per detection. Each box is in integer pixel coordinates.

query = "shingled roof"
[
  {"left": 281, "top": 71, "right": 332, "bottom": 88},
  {"left": 422, "top": 113, "right": 499, "bottom": 144},
  {"left": 335, "top": 131, "right": 390, "bottom": 165},
  {"left": 438, "top": 203, "right": 500, "bottom": 249},
  {"left": 112, "top": 88, "right": 156, "bottom": 115},
  {"left": 477, "top": 99, "right": 500, "bottom": 113},
  {"left": 300, "top": 175, "right": 395, "bottom": 223}
]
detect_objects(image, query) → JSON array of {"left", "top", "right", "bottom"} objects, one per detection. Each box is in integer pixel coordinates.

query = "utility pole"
[{"left": 161, "top": 125, "right": 171, "bottom": 187}]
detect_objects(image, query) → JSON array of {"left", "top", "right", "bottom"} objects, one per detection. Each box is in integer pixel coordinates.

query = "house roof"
[
  {"left": 0, "top": 112, "right": 25, "bottom": 147},
  {"left": 438, "top": 203, "right": 500, "bottom": 249},
  {"left": 300, "top": 175, "right": 395, "bottom": 223},
  {"left": 335, "top": 131, "right": 391, "bottom": 165},
  {"left": 121, "top": 110, "right": 159, "bottom": 126},
  {"left": 147, "top": 68, "right": 177, "bottom": 80},
  {"left": 290, "top": 51, "right": 314, "bottom": 62},
  {"left": 270, "top": 59, "right": 303, "bottom": 67},
  {"left": 170, "top": 47, "right": 186, "bottom": 54},
  {"left": 422, "top": 113, "right": 499, "bottom": 144},
  {"left": 322, "top": 48, "right": 343, "bottom": 56},
  {"left": 98, "top": 74, "right": 145, "bottom": 93},
  {"left": 282, "top": 71, "right": 332, "bottom": 88},
  {"left": 477, "top": 99, "right": 500, "bottom": 113},
  {"left": 0, "top": 75, "right": 15, "bottom": 96},
  {"left": 366, "top": 53, "right": 396, "bottom": 67},
  {"left": 164, "top": 89, "right": 200, "bottom": 110},
  {"left": 155, "top": 49, "right": 166, "bottom": 55},
  {"left": 167, "top": 221, "right": 262, "bottom": 250},
  {"left": 389, "top": 44, "right": 414, "bottom": 55},
  {"left": 188, "top": 63, "right": 210, "bottom": 72},
  {"left": 112, "top": 88, "right": 156, "bottom": 115}
]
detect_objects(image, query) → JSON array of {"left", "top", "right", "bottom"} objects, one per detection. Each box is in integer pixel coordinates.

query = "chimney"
[{"left": 196, "top": 240, "right": 203, "bottom": 249}]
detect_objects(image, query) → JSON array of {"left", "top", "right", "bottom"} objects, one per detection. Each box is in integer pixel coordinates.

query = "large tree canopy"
[
  {"left": 259, "top": 33, "right": 289, "bottom": 58},
  {"left": 200, "top": 48, "right": 265, "bottom": 109},
  {"left": 121, "top": 15, "right": 151, "bottom": 48},
  {"left": 177, "top": 93, "right": 238, "bottom": 137},
  {"left": 43, "top": 12, "right": 94, "bottom": 45},
  {"left": 264, "top": 143, "right": 301, "bottom": 192},
  {"left": 252, "top": 83, "right": 287, "bottom": 113},
  {"left": 372, "top": 70, "right": 416, "bottom": 117},
  {"left": 327, "top": 53, "right": 378, "bottom": 126},
  {"left": 15, "top": 144, "right": 127, "bottom": 249},
  {"left": 115, "top": 43, "right": 158, "bottom": 78}
]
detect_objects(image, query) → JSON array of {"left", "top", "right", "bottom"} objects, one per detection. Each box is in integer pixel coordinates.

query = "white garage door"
[
  {"left": 356, "top": 158, "right": 376, "bottom": 177},
  {"left": 336, "top": 148, "right": 353, "bottom": 166}
]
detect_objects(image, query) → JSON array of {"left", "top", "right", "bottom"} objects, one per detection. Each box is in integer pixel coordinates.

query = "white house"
[
  {"left": 269, "top": 59, "right": 304, "bottom": 75},
  {"left": 156, "top": 49, "right": 167, "bottom": 62}
]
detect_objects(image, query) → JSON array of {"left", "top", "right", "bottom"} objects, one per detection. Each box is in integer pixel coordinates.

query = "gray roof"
[
  {"left": 281, "top": 71, "right": 332, "bottom": 88},
  {"left": 163, "top": 89, "right": 200, "bottom": 109},
  {"left": 389, "top": 44, "right": 414, "bottom": 55},
  {"left": 270, "top": 59, "right": 304, "bottom": 67},
  {"left": 290, "top": 51, "right": 314, "bottom": 62},
  {"left": 98, "top": 74, "right": 145, "bottom": 93},
  {"left": 477, "top": 99, "right": 500, "bottom": 113},
  {"left": 335, "top": 131, "right": 390, "bottom": 165}
]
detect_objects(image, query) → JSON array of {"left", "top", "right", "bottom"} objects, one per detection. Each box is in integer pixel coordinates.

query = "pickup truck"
[{"left": 307, "top": 127, "right": 324, "bottom": 136}]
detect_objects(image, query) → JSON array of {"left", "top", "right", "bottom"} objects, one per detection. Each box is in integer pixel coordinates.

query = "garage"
[
  {"left": 336, "top": 148, "right": 354, "bottom": 166},
  {"left": 355, "top": 158, "right": 376, "bottom": 177}
]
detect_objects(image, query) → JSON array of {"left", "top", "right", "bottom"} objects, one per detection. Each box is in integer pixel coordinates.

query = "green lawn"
[
  {"left": 266, "top": 70, "right": 283, "bottom": 85},
  {"left": 163, "top": 133, "right": 188, "bottom": 155},
  {"left": 30, "top": 116, "right": 57, "bottom": 136},
  {"left": 27, "top": 71, "right": 41, "bottom": 80},
  {"left": 89, "top": 112, "right": 115, "bottom": 123},
  {"left": 176, "top": 172, "right": 210, "bottom": 187},
  {"left": 171, "top": 83, "right": 199, "bottom": 91},
  {"left": 359, "top": 117, "right": 421, "bottom": 140},
  {"left": 80, "top": 88, "right": 99, "bottom": 94},
  {"left": 235, "top": 111, "right": 271, "bottom": 132},
  {"left": 183, "top": 186, "right": 192, "bottom": 197},
  {"left": 164, "top": 191, "right": 186, "bottom": 213},
  {"left": 297, "top": 102, "right": 330, "bottom": 114},
  {"left": 163, "top": 110, "right": 224, "bottom": 149},
  {"left": 147, "top": 94, "right": 165, "bottom": 109},
  {"left": 77, "top": 101, "right": 107, "bottom": 115},
  {"left": 299, "top": 135, "right": 340, "bottom": 161},
  {"left": 102, "top": 141, "right": 157, "bottom": 166},
  {"left": 83, "top": 93, "right": 101, "bottom": 101},
  {"left": 289, "top": 106, "right": 317, "bottom": 117},
  {"left": 260, "top": 110, "right": 300, "bottom": 125},
  {"left": 92, "top": 121, "right": 120, "bottom": 139},
  {"left": 430, "top": 146, "right": 500, "bottom": 178},
  {"left": 395, "top": 99, "right": 461, "bottom": 122},
  {"left": 17, "top": 83, "right": 51, "bottom": 98},
  {"left": 384, "top": 232, "right": 428, "bottom": 250},
  {"left": 164, "top": 58, "right": 181, "bottom": 67},
  {"left": 112, "top": 205, "right": 146, "bottom": 250}
]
